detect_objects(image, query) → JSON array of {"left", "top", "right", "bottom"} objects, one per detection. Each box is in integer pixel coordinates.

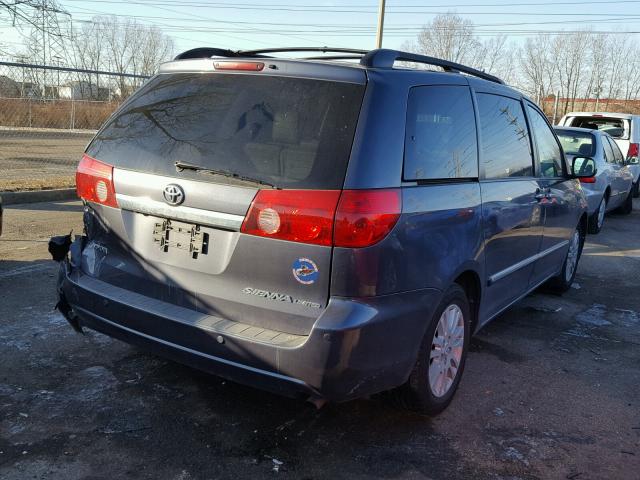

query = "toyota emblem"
[{"left": 163, "top": 184, "right": 185, "bottom": 206}]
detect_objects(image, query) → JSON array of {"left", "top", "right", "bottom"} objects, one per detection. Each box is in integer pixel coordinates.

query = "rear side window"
[
  {"left": 477, "top": 93, "right": 533, "bottom": 179},
  {"left": 606, "top": 136, "right": 625, "bottom": 164},
  {"left": 602, "top": 136, "right": 615, "bottom": 163},
  {"left": 404, "top": 85, "right": 478, "bottom": 180},
  {"left": 527, "top": 105, "right": 564, "bottom": 178},
  {"left": 87, "top": 73, "right": 365, "bottom": 189}
]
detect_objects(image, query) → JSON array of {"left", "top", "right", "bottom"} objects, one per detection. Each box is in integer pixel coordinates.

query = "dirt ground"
[{"left": 0, "top": 200, "right": 639, "bottom": 480}]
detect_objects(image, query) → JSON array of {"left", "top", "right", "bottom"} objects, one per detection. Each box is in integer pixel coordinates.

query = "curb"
[{"left": 1, "top": 188, "right": 77, "bottom": 205}]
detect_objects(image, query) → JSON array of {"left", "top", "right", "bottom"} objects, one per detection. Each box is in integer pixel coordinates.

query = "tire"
[
  {"left": 587, "top": 195, "right": 607, "bottom": 234},
  {"left": 618, "top": 188, "right": 633, "bottom": 215},
  {"left": 395, "top": 284, "right": 471, "bottom": 415},
  {"left": 632, "top": 181, "right": 639, "bottom": 199},
  {"left": 546, "top": 225, "right": 584, "bottom": 295}
]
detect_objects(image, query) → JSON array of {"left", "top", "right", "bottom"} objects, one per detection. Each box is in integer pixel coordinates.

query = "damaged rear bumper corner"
[{"left": 51, "top": 234, "right": 86, "bottom": 333}]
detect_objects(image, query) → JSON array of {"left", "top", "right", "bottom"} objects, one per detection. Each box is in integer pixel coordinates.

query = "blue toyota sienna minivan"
[{"left": 52, "top": 48, "right": 592, "bottom": 414}]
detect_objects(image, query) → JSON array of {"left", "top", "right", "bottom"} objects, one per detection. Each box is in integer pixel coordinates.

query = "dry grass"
[
  {"left": 0, "top": 98, "right": 120, "bottom": 130},
  {"left": 0, "top": 176, "right": 75, "bottom": 192}
]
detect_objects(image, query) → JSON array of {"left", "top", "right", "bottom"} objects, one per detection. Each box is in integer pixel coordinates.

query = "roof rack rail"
[
  {"left": 238, "top": 47, "right": 369, "bottom": 57},
  {"left": 303, "top": 55, "right": 364, "bottom": 61},
  {"left": 360, "top": 49, "right": 504, "bottom": 84},
  {"left": 174, "top": 47, "right": 368, "bottom": 61},
  {"left": 172, "top": 46, "right": 503, "bottom": 84}
]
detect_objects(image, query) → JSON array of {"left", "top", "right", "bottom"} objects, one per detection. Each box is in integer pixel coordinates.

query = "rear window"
[
  {"left": 567, "top": 116, "right": 629, "bottom": 140},
  {"left": 87, "top": 73, "right": 365, "bottom": 189},
  {"left": 555, "top": 129, "right": 595, "bottom": 157}
]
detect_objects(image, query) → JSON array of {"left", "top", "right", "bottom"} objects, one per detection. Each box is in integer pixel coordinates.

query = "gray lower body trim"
[
  {"left": 488, "top": 239, "right": 569, "bottom": 286},
  {"left": 75, "top": 305, "right": 309, "bottom": 387},
  {"left": 116, "top": 193, "right": 245, "bottom": 230}
]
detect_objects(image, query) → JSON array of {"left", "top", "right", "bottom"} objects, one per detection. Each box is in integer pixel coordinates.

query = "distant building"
[
  {"left": 58, "top": 81, "right": 113, "bottom": 100},
  {"left": 113, "top": 84, "right": 139, "bottom": 100}
]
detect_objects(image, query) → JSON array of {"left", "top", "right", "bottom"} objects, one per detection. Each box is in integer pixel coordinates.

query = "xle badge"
[{"left": 292, "top": 258, "right": 319, "bottom": 285}]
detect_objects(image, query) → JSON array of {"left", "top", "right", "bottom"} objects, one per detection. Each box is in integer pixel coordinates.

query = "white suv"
[{"left": 558, "top": 112, "right": 640, "bottom": 197}]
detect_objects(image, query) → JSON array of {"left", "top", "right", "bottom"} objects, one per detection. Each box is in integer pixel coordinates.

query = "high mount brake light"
[
  {"left": 76, "top": 154, "right": 118, "bottom": 207},
  {"left": 241, "top": 189, "right": 402, "bottom": 248},
  {"left": 214, "top": 61, "right": 265, "bottom": 71}
]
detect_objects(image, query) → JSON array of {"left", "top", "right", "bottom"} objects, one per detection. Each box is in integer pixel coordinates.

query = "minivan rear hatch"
[{"left": 81, "top": 66, "right": 366, "bottom": 335}]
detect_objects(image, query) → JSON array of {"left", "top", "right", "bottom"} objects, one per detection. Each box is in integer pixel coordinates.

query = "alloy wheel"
[
  {"left": 597, "top": 198, "right": 606, "bottom": 229},
  {"left": 429, "top": 304, "right": 465, "bottom": 397},
  {"left": 565, "top": 229, "right": 581, "bottom": 282}
]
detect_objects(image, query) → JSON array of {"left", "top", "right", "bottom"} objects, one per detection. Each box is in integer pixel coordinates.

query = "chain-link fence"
[{"left": 0, "top": 62, "right": 149, "bottom": 192}]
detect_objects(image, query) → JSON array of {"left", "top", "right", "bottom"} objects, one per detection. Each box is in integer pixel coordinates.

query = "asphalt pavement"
[{"left": 0, "top": 200, "right": 639, "bottom": 479}]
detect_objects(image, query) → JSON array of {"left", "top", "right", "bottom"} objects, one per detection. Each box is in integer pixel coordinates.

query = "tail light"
[
  {"left": 627, "top": 143, "right": 639, "bottom": 160},
  {"left": 76, "top": 154, "right": 118, "bottom": 208},
  {"left": 241, "top": 189, "right": 401, "bottom": 248},
  {"left": 334, "top": 190, "right": 401, "bottom": 248},
  {"left": 579, "top": 177, "right": 596, "bottom": 184},
  {"left": 241, "top": 190, "right": 341, "bottom": 246}
]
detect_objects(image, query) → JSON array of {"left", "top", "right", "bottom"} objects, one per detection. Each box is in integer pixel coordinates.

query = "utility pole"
[{"left": 375, "top": 0, "right": 386, "bottom": 49}]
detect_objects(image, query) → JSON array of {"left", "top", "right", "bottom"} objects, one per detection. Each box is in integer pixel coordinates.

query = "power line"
[{"left": 57, "top": 0, "right": 640, "bottom": 13}]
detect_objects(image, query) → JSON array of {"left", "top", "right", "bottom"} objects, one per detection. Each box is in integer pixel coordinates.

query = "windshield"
[
  {"left": 555, "top": 129, "right": 596, "bottom": 157},
  {"left": 87, "top": 73, "right": 365, "bottom": 189}
]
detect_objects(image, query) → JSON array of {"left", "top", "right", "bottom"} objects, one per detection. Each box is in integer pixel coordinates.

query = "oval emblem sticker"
[{"left": 292, "top": 258, "right": 319, "bottom": 285}]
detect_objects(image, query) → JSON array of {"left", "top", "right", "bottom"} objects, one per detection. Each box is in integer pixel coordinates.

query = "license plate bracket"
[{"left": 152, "top": 219, "right": 209, "bottom": 259}]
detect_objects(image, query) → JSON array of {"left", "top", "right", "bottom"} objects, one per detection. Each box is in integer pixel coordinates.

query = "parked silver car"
[
  {"left": 555, "top": 126, "right": 634, "bottom": 233},
  {"left": 558, "top": 112, "right": 640, "bottom": 198}
]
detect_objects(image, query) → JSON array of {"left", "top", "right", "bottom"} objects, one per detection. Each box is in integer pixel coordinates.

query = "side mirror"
[{"left": 572, "top": 156, "right": 597, "bottom": 180}]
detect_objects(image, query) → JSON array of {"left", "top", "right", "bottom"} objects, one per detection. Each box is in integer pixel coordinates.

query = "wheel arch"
[
  {"left": 579, "top": 211, "right": 588, "bottom": 238},
  {"left": 452, "top": 269, "right": 481, "bottom": 335}
]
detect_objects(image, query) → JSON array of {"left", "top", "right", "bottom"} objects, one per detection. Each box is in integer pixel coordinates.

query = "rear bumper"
[{"left": 58, "top": 261, "right": 441, "bottom": 402}]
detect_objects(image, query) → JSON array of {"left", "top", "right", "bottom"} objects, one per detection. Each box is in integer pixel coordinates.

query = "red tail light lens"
[
  {"left": 241, "top": 188, "right": 402, "bottom": 248},
  {"left": 76, "top": 154, "right": 118, "bottom": 207},
  {"left": 580, "top": 176, "right": 596, "bottom": 184},
  {"left": 627, "top": 142, "right": 639, "bottom": 159},
  {"left": 241, "top": 190, "right": 341, "bottom": 246},
  {"left": 334, "top": 189, "right": 401, "bottom": 248}
]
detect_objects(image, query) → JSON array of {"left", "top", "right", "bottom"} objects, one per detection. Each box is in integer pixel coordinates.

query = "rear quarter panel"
[{"left": 331, "top": 183, "right": 484, "bottom": 297}]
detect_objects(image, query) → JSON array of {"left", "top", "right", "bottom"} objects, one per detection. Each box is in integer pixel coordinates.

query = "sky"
[{"left": 1, "top": 0, "right": 640, "bottom": 62}]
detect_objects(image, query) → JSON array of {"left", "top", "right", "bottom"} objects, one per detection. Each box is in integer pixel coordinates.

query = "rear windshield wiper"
[{"left": 174, "top": 160, "right": 277, "bottom": 189}]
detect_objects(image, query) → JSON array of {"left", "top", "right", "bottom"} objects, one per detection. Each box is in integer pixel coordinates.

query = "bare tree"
[
  {"left": 518, "top": 34, "right": 555, "bottom": 102},
  {"left": 414, "top": 13, "right": 479, "bottom": 64},
  {"left": 70, "top": 15, "right": 174, "bottom": 98},
  {"left": 130, "top": 24, "right": 175, "bottom": 78},
  {"left": 404, "top": 14, "right": 640, "bottom": 114},
  {"left": 403, "top": 13, "right": 514, "bottom": 84},
  {"left": 580, "top": 33, "right": 608, "bottom": 110}
]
